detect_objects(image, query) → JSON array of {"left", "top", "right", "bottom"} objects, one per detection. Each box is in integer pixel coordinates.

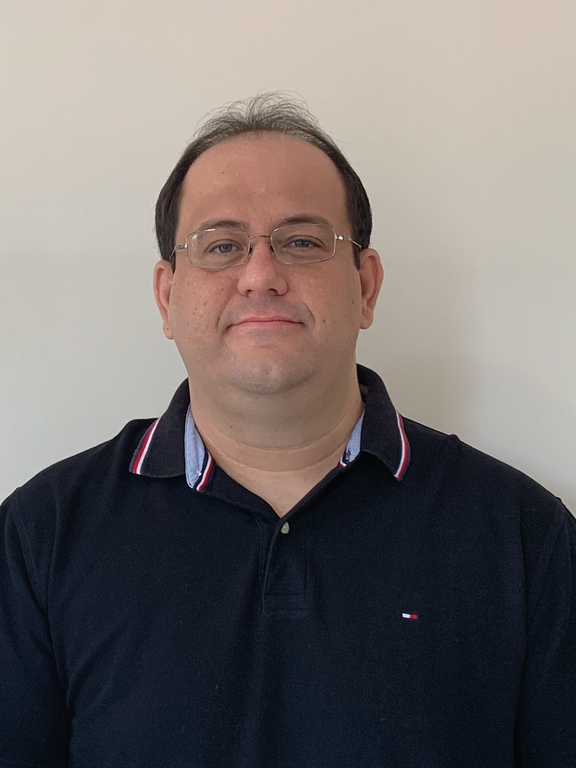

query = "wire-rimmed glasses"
[{"left": 171, "top": 222, "right": 361, "bottom": 270}]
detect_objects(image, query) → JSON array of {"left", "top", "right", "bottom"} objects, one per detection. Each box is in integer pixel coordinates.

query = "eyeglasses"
[{"left": 171, "top": 223, "right": 361, "bottom": 270}]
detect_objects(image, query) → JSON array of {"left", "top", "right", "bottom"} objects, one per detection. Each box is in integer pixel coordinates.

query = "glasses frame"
[{"left": 170, "top": 223, "right": 362, "bottom": 270}]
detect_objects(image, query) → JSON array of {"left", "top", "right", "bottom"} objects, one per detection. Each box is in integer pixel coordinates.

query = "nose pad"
[
  {"left": 247, "top": 235, "right": 277, "bottom": 262},
  {"left": 236, "top": 234, "right": 289, "bottom": 294}
]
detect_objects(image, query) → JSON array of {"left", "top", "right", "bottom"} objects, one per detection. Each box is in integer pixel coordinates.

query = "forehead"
[{"left": 178, "top": 132, "right": 348, "bottom": 233}]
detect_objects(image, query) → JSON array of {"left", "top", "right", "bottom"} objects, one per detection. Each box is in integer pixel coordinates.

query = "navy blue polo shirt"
[{"left": 1, "top": 365, "right": 575, "bottom": 768}]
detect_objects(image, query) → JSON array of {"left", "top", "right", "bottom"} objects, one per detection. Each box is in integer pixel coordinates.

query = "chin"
[{"left": 225, "top": 357, "right": 316, "bottom": 396}]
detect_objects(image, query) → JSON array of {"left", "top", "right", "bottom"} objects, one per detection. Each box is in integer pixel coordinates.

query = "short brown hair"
[{"left": 155, "top": 93, "right": 372, "bottom": 270}]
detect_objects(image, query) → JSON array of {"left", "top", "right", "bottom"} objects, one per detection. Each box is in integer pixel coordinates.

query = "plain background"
[{"left": 0, "top": 0, "right": 574, "bottom": 511}]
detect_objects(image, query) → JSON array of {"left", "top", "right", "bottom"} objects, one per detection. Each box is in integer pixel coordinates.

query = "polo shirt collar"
[
  {"left": 355, "top": 364, "right": 410, "bottom": 479},
  {"left": 129, "top": 380, "right": 188, "bottom": 478},
  {"left": 130, "top": 364, "right": 410, "bottom": 482}
]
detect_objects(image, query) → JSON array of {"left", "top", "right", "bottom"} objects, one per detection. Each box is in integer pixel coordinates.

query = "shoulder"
[
  {"left": 400, "top": 418, "right": 576, "bottom": 608},
  {"left": 0, "top": 418, "right": 157, "bottom": 608},
  {"left": 402, "top": 417, "right": 572, "bottom": 535},
  {"left": 1, "top": 417, "right": 155, "bottom": 525}
]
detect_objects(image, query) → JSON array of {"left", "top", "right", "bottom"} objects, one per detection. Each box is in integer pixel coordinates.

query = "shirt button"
[{"left": 280, "top": 521, "right": 290, "bottom": 534}]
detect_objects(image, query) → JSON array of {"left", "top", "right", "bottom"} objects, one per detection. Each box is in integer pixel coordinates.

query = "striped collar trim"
[
  {"left": 129, "top": 380, "right": 188, "bottom": 478},
  {"left": 337, "top": 406, "right": 409, "bottom": 480},
  {"left": 130, "top": 418, "right": 160, "bottom": 475},
  {"left": 394, "top": 412, "right": 410, "bottom": 480},
  {"left": 354, "top": 365, "right": 411, "bottom": 480},
  {"left": 129, "top": 365, "right": 410, "bottom": 483}
]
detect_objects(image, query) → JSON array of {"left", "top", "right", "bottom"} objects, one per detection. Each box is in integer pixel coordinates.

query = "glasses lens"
[
  {"left": 271, "top": 224, "right": 335, "bottom": 264},
  {"left": 188, "top": 229, "right": 249, "bottom": 269}
]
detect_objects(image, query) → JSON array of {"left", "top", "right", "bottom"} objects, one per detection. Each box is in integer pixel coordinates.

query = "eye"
[
  {"left": 210, "top": 242, "right": 242, "bottom": 255},
  {"left": 286, "top": 237, "right": 320, "bottom": 249}
]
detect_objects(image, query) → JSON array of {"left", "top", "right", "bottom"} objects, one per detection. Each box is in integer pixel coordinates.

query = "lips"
[
  {"left": 224, "top": 308, "right": 304, "bottom": 332},
  {"left": 234, "top": 316, "right": 298, "bottom": 325}
]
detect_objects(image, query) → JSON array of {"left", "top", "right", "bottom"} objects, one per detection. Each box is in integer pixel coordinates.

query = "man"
[{"left": 1, "top": 94, "right": 575, "bottom": 767}]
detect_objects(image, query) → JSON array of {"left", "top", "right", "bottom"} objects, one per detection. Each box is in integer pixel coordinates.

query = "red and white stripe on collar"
[
  {"left": 338, "top": 409, "right": 410, "bottom": 481},
  {"left": 195, "top": 453, "right": 214, "bottom": 492},
  {"left": 394, "top": 412, "right": 410, "bottom": 480},
  {"left": 130, "top": 419, "right": 160, "bottom": 475},
  {"left": 131, "top": 406, "right": 410, "bottom": 483}
]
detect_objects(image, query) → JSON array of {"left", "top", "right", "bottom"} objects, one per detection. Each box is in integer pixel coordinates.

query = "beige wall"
[{"left": 1, "top": 0, "right": 574, "bottom": 509}]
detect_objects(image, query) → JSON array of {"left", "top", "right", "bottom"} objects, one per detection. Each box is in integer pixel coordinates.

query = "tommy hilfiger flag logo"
[{"left": 402, "top": 613, "right": 419, "bottom": 621}]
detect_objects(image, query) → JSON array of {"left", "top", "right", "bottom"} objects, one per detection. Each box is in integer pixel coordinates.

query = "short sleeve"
[
  {"left": 515, "top": 504, "right": 576, "bottom": 766},
  {"left": 0, "top": 492, "right": 70, "bottom": 767}
]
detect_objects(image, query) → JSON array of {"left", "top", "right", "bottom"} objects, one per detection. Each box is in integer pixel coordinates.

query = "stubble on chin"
[{"left": 220, "top": 353, "right": 317, "bottom": 396}]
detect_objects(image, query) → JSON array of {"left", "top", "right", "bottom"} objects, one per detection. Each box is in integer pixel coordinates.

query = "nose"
[{"left": 235, "top": 235, "right": 289, "bottom": 296}]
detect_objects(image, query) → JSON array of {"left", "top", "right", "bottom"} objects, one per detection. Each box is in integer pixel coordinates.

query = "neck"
[{"left": 189, "top": 366, "right": 364, "bottom": 475}]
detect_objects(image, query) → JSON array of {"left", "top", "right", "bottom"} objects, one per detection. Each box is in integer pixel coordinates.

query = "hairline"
[
  {"left": 173, "top": 130, "right": 359, "bottom": 267},
  {"left": 156, "top": 95, "right": 372, "bottom": 271}
]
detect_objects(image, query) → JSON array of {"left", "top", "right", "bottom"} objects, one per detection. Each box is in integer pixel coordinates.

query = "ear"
[
  {"left": 153, "top": 259, "right": 175, "bottom": 340},
  {"left": 358, "top": 248, "right": 384, "bottom": 330}
]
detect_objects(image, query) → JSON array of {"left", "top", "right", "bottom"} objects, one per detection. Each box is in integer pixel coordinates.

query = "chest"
[{"left": 54, "top": 485, "right": 525, "bottom": 767}]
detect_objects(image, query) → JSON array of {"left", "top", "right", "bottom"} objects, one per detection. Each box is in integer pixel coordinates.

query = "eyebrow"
[{"left": 192, "top": 214, "right": 334, "bottom": 233}]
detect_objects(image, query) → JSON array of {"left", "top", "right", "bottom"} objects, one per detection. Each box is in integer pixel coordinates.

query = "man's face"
[{"left": 154, "top": 132, "right": 383, "bottom": 397}]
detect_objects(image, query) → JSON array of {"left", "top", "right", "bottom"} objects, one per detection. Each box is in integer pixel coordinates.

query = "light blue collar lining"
[{"left": 184, "top": 405, "right": 365, "bottom": 490}]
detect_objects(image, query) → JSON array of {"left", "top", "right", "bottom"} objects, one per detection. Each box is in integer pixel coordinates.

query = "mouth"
[{"left": 230, "top": 316, "right": 301, "bottom": 330}]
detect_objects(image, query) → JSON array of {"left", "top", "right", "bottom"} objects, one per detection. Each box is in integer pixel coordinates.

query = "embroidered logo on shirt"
[{"left": 402, "top": 613, "right": 419, "bottom": 621}]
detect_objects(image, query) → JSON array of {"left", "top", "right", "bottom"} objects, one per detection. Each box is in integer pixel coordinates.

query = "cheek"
[
  {"left": 306, "top": 279, "right": 362, "bottom": 340},
  {"left": 322, "top": 273, "right": 361, "bottom": 321},
  {"left": 168, "top": 276, "right": 228, "bottom": 338}
]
